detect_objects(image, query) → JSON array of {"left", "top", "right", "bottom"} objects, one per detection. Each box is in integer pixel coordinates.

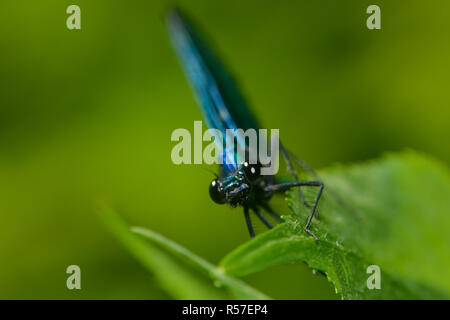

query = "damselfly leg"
[
  {"left": 279, "top": 144, "right": 322, "bottom": 219},
  {"left": 280, "top": 144, "right": 312, "bottom": 210},
  {"left": 285, "top": 148, "right": 360, "bottom": 220},
  {"left": 252, "top": 207, "right": 273, "bottom": 229},
  {"left": 244, "top": 206, "right": 284, "bottom": 238},
  {"left": 264, "top": 180, "right": 324, "bottom": 242},
  {"left": 243, "top": 207, "right": 255, "bottom": 238},
  {"left": 260, "top": 203, "right": 283, "bottom": 223}
]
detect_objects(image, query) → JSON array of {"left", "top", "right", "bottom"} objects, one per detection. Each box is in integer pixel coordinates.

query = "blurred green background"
[{"left": 0, "top": 0, "right": 449, "bottom": 299}]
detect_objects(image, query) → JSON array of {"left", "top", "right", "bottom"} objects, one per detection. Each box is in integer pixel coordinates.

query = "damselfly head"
[
  {"left": 209, "top": 179, "right": 226, "bottom": 204},
  {"left": 208, "top": 162, "right": 262, "bottom": 207}
]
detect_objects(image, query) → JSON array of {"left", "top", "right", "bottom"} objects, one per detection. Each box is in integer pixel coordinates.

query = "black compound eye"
[
  {"left": 209, "top": 179, "right": 226, "bottom": 204},
  {"left": 242, "top": 162, "right": 261, "bottom": 182}
]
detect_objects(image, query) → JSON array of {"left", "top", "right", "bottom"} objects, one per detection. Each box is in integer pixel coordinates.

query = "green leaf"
[
  {"left": 220, "top": 151, "right": 450, "bottom": 299},
  {"left": 99, "top": 206, "right": 269, "bottom": 300}
]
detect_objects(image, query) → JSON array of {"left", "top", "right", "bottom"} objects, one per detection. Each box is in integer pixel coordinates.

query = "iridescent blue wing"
[{"left": 166, "top": 9, "right": 260, "bottom": 174}]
